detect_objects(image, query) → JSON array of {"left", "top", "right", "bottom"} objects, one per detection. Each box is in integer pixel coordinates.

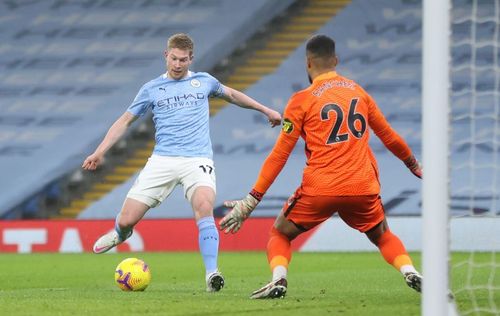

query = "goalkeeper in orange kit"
[{"left": 220, "top": 34, "right": 423, "bottom": 299}]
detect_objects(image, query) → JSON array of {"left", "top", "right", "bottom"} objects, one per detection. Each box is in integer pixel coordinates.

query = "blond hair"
[{"left": 167, "top": 33, "right": 194, "bottom": 55}]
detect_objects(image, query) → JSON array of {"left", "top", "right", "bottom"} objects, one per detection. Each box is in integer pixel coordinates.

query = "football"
[{"left": 114, "top": 258, "right": 152, "bottom": 291}]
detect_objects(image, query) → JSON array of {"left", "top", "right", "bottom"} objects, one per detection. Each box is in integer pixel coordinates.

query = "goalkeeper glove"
[
  {"left": 219, "top": 190, "right": 262, "bottom": 234},
  {"left": 404, "top": 155, "right": 423, "bottom": 179}
]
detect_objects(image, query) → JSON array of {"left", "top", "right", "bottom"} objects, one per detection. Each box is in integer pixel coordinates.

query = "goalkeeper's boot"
[
  {"left": 93, "top": 230, "right": 132, "bottom": 254},
  {"left": 250, "top": 277, "right": 287, "bottom": 299},
  {"left": 404, "top": 272, "right": 422, "bottom": 292},
  {"left": 206, "top": 270, "right": 225, "bottom": 292}
]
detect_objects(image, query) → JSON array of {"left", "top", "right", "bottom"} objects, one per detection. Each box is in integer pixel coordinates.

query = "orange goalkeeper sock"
[
  {"left": 376, "top": 229, "right": 414, "bottom": 273},
  {"left": 267, "top": 227, "right": 291, "bottom": 280}
]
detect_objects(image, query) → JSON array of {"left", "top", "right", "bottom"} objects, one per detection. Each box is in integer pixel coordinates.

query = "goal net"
[
  {"left": 449, "top": 0, "right": 500, "bottom": 314},
  {"left": 423, "top": 0, "right": 499, "bottom": 315}
]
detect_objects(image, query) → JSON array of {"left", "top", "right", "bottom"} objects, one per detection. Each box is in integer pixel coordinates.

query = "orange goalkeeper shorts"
[{"left": 282, "top": 190, "right": 385, "bottom": 233}]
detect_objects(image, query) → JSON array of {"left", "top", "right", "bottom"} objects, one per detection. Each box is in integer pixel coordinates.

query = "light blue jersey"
[{"left": 127, "top": 71, "right": 223, "bottom": 158}]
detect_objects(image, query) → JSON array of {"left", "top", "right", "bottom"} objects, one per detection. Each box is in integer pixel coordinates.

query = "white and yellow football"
[{"left": 114, "top": 258, "right": 151, "bottom": 291}]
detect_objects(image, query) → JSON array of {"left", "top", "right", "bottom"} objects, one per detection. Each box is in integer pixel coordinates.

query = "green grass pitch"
[{"left": 0, "top": 252, "right": 496, "bottom": 315}]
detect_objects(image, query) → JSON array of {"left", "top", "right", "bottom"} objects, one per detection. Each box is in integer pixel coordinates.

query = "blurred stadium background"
[
  {"left": 0, "top": 0, "right": 499, "bottom": 314},
  {"left": 1, "top": 0, "right": 428, "bottom": 245}
]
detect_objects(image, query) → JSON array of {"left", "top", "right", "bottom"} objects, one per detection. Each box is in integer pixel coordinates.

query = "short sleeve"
[
  {"left": 204, "top": 73, "right": 223, "bottom": 97},
  {"left": 127, "top": 84, "right": 152, "bottom": 116}
]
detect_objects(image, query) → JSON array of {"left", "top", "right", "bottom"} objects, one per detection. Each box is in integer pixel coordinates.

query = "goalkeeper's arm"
[
  {"left": 219, "top": 132, "right": 297, "bottom": 234},
  {"left": 368, "top": 100, "right": 422, "bottom": 179},
  {"left": 376, "top": 127, "right": 423, "bottom": 179},
  {"left": 219, "top": 107, "right": 300, "bottom": 233},
  {"left": 375, "top": 127, "right": 423, "bottom": 179}
]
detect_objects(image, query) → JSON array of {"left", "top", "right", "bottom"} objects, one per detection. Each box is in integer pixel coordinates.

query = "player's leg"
[
  {"left": 183, "top": 157, "right": 223, "bottom": 292},
  {"left": 116, "top": 197, "right": 150, "bottom": 239},
  {"left": 93, "top": 155, "right": 177, "bottom": 254},
  {"left": 250, "top": 212, "right": 301, "bottom": 299},
  {"left": 93, "top": 198, "right": 150, "bottom": 253},
  {"left": 365, "top": 218, "right": 422, "bottom": 292},
  {"left": 269, "top": 212, "right": 303, "bottom": 280},
  {"left": 339, "top": 195, "right": 422, "bottom": 292},
  {"left": 189, "top": 186, "right": 224, "bottom": 292},
  {"left": 251, "top": 192, "right": 332, "bottom": 299}
]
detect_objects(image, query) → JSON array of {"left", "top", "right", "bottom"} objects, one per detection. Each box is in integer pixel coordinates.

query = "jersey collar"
[
  {"left": 162, "top": 71, "right": 193, "bottom": 80},
  {"left": 312, "top": 71, "right": 338, "bottom": 83}
]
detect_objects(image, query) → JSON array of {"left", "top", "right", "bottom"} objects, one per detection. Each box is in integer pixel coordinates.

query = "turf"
[{"left": 0, "top": 252, "right": 495, "bottom": 315}]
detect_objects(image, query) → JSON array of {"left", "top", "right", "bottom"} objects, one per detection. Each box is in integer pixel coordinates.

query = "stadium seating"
[
  {"left": 84, "top": 0, "right": 498, "bottom": 219},
  {"left": 212, "top": 0, "right": 498, "bottom": 217},
  {"left": 82, "top": 0, "right": 426, "bottom": 219},
  {"left": 210, "top": 0, "right": 424, "bottom": 217},
  {"left": 5, "top": 0, "right": 494, "bottom": 219},
  {"left": 0, "top": 0, "right": 295, "bottom": 218}
]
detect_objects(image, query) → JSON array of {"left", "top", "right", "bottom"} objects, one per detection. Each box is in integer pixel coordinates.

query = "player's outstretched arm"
[
  {"left": 220, "top": 190, "right": 262, "bottom": 234},
  {"left": 371, "top": 122, "right": 423, "bottom": 179},
  {"left": 220, "top": 85, "right": 282, "bottom": 127},
  {"left": 367, "top": 97, "right": 423, "bottom": 179},
  {"left": 82, "top": 111, "right": 138, "bottom": 171},
  {"left": 220, "top": 95, "right": 302, "bottom": 234},
  {"left": 371, "top": 125, "right": 423, "bottom": 179}
]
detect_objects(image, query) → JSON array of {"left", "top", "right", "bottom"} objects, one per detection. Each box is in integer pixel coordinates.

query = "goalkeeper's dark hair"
[{"left": 306, "top": 35, "right": 336, "bottom": 59}]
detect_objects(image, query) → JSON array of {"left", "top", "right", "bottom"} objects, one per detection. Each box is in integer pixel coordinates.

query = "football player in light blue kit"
[{"left": 82, "top": 33, "right": 282, "bottom": 292}]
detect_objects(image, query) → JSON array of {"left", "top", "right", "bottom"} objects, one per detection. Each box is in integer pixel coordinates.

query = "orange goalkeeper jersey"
[{"left": 253, "top": 71, "right": 413, "bottom": 196}]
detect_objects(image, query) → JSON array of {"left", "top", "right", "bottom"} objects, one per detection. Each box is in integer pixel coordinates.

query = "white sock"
[
  {"left": 400, "top": 264, "right": 418, "bottom": 275},
  {"left": 272, "top": 265, "right": 287, "bottom": 281}
]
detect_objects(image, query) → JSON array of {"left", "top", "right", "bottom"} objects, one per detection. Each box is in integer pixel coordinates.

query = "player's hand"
[
  {"left": 82, "top": 152, "right": 104, "bottom": 171},
  {"left": 220, "top": 193, "right": 260, "bottom": 233},
  {"left": 266, "top": 109, "right": 282, "bottom": 128},
  {"left": 404, "top": 155, "right": 422, "bottom": 179}
]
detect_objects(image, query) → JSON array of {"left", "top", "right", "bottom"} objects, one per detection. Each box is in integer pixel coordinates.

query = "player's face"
[{"left": 165, "top": 48, "right": 193, "bottom": 80}]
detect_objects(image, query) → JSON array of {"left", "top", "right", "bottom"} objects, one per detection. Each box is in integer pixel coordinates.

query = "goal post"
[
  {"left": 423, "top": 0, "right": 500, "bottom": 315},
  {"left": 422, "top": 0, "right": 453, "bottom": 315}
]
